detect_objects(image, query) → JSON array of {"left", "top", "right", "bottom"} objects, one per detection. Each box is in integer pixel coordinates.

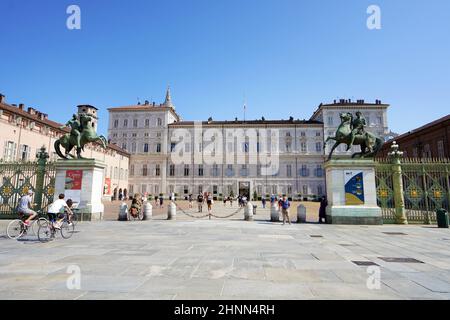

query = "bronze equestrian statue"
[
  {"left": 325, "top": 112, "right": 384, "bottom": 160},
  {"left": 55, "top": 112, "right": 107, "bottom": 159}
]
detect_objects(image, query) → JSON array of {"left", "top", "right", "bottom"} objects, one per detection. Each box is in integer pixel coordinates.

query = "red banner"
[
  {"left": 104, "top": 178, "right": 111, "bottom": 195},
  {"left": 65, "top": 170, "right": 83, "bottom": 190}
]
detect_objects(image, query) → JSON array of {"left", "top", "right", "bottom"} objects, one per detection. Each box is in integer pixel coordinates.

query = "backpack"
[{"left": 282, "top": 200, "right": 290, "bottom": 209}]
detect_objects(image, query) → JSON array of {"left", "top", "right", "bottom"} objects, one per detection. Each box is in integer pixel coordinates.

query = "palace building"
[
  {"left": 108, "top": 89, "right": 391, "bottom": 200},
  {"left": 0, "top": 93, "right": 130, "bottom": 199}
]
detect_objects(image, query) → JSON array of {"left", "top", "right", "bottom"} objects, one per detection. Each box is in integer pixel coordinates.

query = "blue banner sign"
[{"left": 344, "top": 171, "right": 365, "bottom": 205}]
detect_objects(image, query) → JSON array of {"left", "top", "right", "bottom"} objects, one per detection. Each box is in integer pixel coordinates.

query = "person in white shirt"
[{"left": 47, "top": 194, "right": 73, "bottom": 229}]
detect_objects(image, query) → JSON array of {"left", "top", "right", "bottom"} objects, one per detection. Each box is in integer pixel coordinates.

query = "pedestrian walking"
[
  {"left": 261, "top": 196, "right": 266, "bottom": 209},
  {"left": 154, "top": 195, "right": 159, "bottom": 208},
  {"left": 188, "top": 194, "right": 193, "bottom": 209},
  {"left": 197, "top": 193, "right": 204, "bottom": 212},
  {"left": 159, "top": 195, "right": 164, "bottom": 208},
  {"left": 319, "top": 196, "right": 328, "bottom": 224},
  {"left": 207, "top": 192, "right": 214, "bottom": 214},
  {"left": 270, "top": 194, "right": 276, "bottom": 204},
  {"left": 281, "top": 195, "right": 291, "bottom": 225}
]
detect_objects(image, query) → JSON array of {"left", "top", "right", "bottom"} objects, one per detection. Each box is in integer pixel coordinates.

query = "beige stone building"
[
  {"left": 0, "top": 93, "right": 130, "bottom": 199},
  {"left": 108, "top": 89, "right": 392, "bottom": 200}
]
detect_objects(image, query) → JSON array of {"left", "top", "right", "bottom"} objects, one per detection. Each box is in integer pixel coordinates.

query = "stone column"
[
  {"left": 270, "top": 202, "right": 279, "bottom": 222},
  {"left": 143, "top": 202, "right": 152, "bottom": 220},
  {"left": 167, "top": 201, "right": 176, "bottom": 220},
  {"left": 297, "top": 204, "right": 306, "bottom": 223},
  {"left": 388, "top": 142, "right": 408, "bottom": 225},
  {"left": 244, "top": 202, "right": 254, "bottom": 221}
]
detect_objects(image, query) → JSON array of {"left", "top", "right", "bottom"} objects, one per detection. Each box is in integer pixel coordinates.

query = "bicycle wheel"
[
  {"left": 7, "top": 220, "right": 25, "bottom": 239},
  {"left": 60, "top": 220, "right": 75, "bottom": 239},
  {"left": 71, "top": 212, "right": 78, "bottom": 226},
  {"left": 32, "top": 217, "right": 48, "bottom": 236},
  {"left": 37, "top": 221, "right": 53, "bottom": 242}
]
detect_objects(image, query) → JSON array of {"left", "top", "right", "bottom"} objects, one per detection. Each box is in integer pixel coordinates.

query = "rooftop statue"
[
  {"left": 325, "top": 111, "right": 384, "bottom": 160},
  {"left": 55, "top": 112, "right": 107, "bottom": 159}
]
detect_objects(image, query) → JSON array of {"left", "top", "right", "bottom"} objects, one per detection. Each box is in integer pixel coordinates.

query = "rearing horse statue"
[
  {"left": 324, "top": 112, "right": 384, "bottom": 161},
  {"left": 55, "top": 113, "right": 108, "bottom": 159}
]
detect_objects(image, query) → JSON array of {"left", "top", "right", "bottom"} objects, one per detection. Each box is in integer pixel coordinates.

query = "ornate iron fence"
[
  {"left": 376, "top": 156, "right": 450, "bottom": 224},
  {"left": 0, "top": 147, "right": 55, "bottom": 219}
]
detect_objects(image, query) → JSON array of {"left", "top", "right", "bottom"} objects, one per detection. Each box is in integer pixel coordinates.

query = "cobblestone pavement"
[{"left": 1, "top": 208, "right": 450, "bottom": 300}]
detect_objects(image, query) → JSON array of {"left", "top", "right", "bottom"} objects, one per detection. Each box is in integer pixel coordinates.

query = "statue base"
[
  {"left": 325, "top": 159, "right": 382, "bottom": 225},
  {"left": 54, "top": 159, "right": 106, "bottom": 221}
]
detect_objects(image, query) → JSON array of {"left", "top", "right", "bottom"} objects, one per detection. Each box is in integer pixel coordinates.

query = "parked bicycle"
[
  {"left": 37, "top": 210, "right": 75, "bottom": 242},
  {"left": 6, "top": 211, "right": 48, "bottom": 240}
]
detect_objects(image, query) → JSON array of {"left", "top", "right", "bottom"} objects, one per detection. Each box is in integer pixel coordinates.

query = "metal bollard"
[
  {"left": 270, "top": 202, "right": 279, "bottom": 222},
  {"left": 143, "top": 202, "right": 152, "bottom": 220},
  {"left": 244, "top": 202, "right": 254, "bottom": 221},
  {"left": 118, "top": 202, "right": 128, "bottom": 221},
  {"left": 167, "top": 201, "right": 176, "bottom": 220},
  {"left": 297, "top": 204, "right": 306, "bottom": 223}
]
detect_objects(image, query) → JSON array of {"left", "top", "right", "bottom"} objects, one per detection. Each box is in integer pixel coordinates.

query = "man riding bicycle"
[
  {"left": 47, "top": 194, "right": 74, "bottom": 229},
  {"left": 17, "top": 190, "right": 37, "bottom": 227}
]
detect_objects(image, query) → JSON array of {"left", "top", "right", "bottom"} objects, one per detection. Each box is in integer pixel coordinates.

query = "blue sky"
[{"left": 1, "top": 0, "right": 449, "bottom": 136}]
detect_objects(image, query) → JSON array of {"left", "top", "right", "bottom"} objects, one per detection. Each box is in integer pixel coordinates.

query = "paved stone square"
[{"left": 1, "top": 207, "right": 450, "bottom": 300}]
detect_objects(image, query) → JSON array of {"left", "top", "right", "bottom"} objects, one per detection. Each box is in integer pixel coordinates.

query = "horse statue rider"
[
  {"left": 55, "top": 112, "right": 108, "bottom": 159},
  {"left": 325, "top": 111, "right": 384, "bottom": 160}
]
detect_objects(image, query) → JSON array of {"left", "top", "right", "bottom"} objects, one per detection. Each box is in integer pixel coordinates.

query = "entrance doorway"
[{"left": 238, "top": 181, "right": 250, "bottom": 199}]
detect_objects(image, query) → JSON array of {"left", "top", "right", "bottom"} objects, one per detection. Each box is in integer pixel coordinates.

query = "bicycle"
[
  {"left": 6, "top": 211, "right": 48, "bottom": 240},
  {"left": 37, "top": 211, "right": 75, "bottom": 242}
]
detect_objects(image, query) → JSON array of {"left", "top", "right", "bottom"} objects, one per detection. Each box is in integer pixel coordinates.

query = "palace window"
[
  {"left": 315, "top": 165, "right": 323, "bottom": 177},
  {"left": 20, "top": 144, "right": 30, "bottom": 161},
  {"left": 184, "top": 164, "right": 190, "bottom": 176},
  {"left": 301, "top": 142, "right": 307, "bottom": 153},
  {"left": 156, "top": 143, "right": 161, "bottom": 153},
  {"left": 142, "top": 164, "right": 148, "bottom": 176},
  {"left": 184, "top": 185, "right": 189, "bottom": 194},
  {"left": 133, "top": 119, "right": 138, "bottom": 127},
  {"left": 155, "top": 164, "right": 160, "bottom": 176},
  {"left": 113, "top": 120, "right": 119, "bottom": 128},
  {"left": 144, "top": 143, "right": 149, "bottom": 153},
  {"left": 131, "top": 142, "right": 136, "bottom": 153},
  {"left": 316, "top": 142, "right": 322, "bottom": 152},
  {"left": 286, "top": 164, "right": 292, "bottom": 177},
  {"left": 212, "top": 164, "right": 219, "bottom": 176},
  {"left": 145, "top": 119, "right": 150, "bottom": 127},
  {"left": 169, "top": 164, "right": 175, "bottom": 176},
  {"left": 198, "top": 164, "right": 204, "bottom": 176},
  {"left": 170, "top": 143, "right": 176, "bottom": 152},
  {"left": 123, "top": 119, "right": 128, "bottom": 127},
  {"left": 157, "top": 118, "right": 162, "bottom": 126},
  {"left": 130, "top": 165, "right": 134, "bottom": 176},
  {"left": 300, "top": 165, "right": 309, "bottom": 177},
  {"left": 3, "top": 141, "right": 16, "bottom": 161},
  {"left": 302, "top": 185, "right": 308, "bottom": 195}
]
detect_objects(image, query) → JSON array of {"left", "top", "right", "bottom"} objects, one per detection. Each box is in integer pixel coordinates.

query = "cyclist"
[
  {"left": 17, "top": 190, "right": 37, "bottom": 227},
  {"left": 47, "top": 193, "right": 73, "bottom": 229},
  {"left": 65, "top": 198, "right": 75, "bottom": 225}
]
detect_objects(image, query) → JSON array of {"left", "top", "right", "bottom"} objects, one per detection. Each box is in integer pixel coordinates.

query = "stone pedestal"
[
  {"left": 297, "top": 204, "right": 306, "bottom": 223},
  {"left": 270, "top": 203, "right": 280, "bottom": 222},
  {"left": 244, "top": 202, "right": 254, "bottom": 221},
  {"left": 54, "top": 159, "right": 106, "bottom": 221},
  {"left": 325, "top": 159, "right": 382, "bottom": 225}
]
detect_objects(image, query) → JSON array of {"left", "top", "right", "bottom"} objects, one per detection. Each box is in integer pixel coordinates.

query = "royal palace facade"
[{"left": 108, "top": 89, "right": 392, "bottom": 200}]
